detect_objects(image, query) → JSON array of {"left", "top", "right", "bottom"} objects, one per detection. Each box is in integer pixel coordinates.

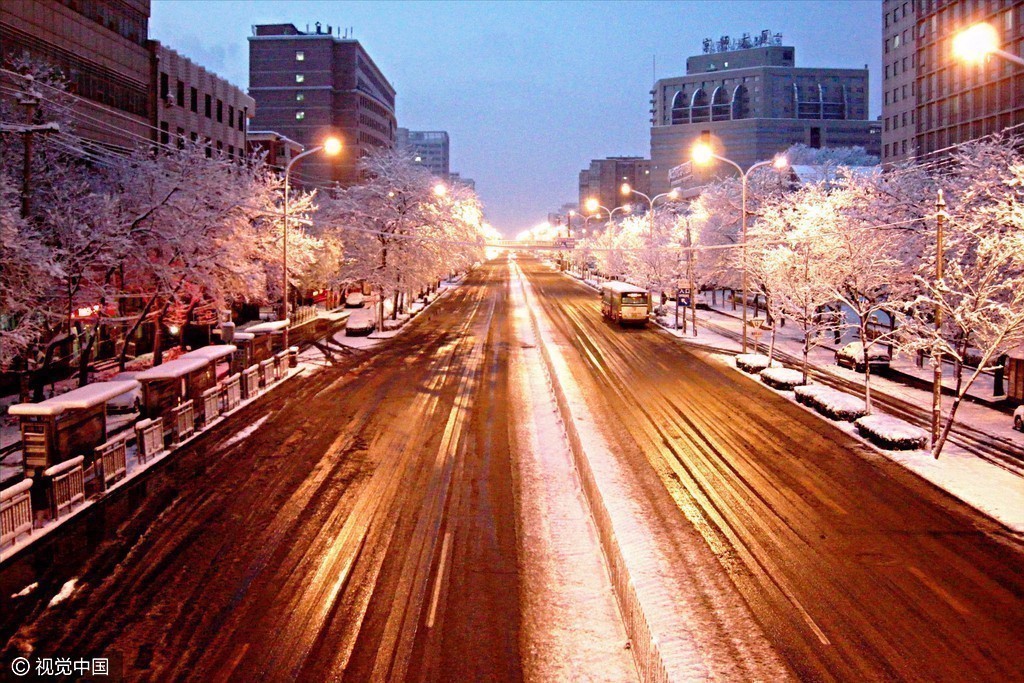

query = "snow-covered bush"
[
  {"left": 855, "top": 414, "right": 928, "bottom": 451},
  {"left": 795, "top": 385, "right": 868, "bottom": 422},
  {"left": 345, "top": 317, "right": 374, "bottom": 337},
  {"left": 381, "top": 318, "right": 404, "bottom": 332},
  {"left": 735, "top": 353, "right": 775, "bottom": 374},
  {"left": 759, "top": 367, "right": 806, "bottom": 390}
]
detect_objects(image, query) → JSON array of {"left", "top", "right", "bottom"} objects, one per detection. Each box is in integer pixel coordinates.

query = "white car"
[
  {"left": 345, "top": 292, "right": 365, "bottom": 308},
  {"left": 835, "top": 341, "right": 891, "bottom": 373},
  {"left": 1014, "top": 405, "right": 1024, "bottom": 432},
  {"left": 106, "top": 371, "right": 142, "bottom": 413}
]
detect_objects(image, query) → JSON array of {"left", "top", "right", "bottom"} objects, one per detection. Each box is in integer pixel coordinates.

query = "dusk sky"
[{"left": 151, "top": 1, "right": 883, "bottom": 236}]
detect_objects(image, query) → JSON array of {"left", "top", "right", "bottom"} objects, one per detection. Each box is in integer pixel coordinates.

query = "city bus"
[{"left": 600, "top": 281, "right": 650, "bottom": 327}]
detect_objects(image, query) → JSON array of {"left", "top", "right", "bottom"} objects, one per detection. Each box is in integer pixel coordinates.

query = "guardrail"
[
  {"left": 260, "top": 359, "right": 275, "bottom": 388},
  {"left": 1, "top": 479, "right": 33, "bottom": 548},
  {"left": 202, "top": 387, "right": 221, "bottom": 427},
  {"left": 171, "top": 400, "right": 195, "bottom": 444},
  {"left": 45, "top": 456, "right": 85, "bottom": 520},
  {"left": 274, "top": 351, "right": 289, "bottom": 380},
  {"left": 291, "top": 305, "right": 318, "bottom": 326},
  {"left": 95, "top": 435, "right": 128, "bottom": 490},
  {"left": 135, "top": 417, "right": 165, "bottom": 463},
  {"left": 222, "top": 373, "right": 241, "bottom": 412},
  {"left": 242, "top": 365, "right": 260, "bottom": 399}
]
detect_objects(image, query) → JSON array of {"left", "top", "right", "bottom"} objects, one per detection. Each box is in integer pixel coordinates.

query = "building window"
[
  {"left": 228, "top": 144, "right": 234, "bottom": 160},
  {"left": 296, "top": 50, "right": 305, "bottom": 61},
  {"left": 228, "top": 105, "right": 234, "bottom": 127},
  {"left": 295, "top": 74, "right": 305, "bottom": 83},
  {"left": 205, "top": 94, "right": 212, "bottom": 118},
  {"left": 190, "top": 87, "right": 198, "bottom": 112},
  {"left": 296, "top": 92, "right": 305, "bottom": 102},
  {"left": 217, "top": 99, "right": 223, "bottom": 123},
  {"left": 177, "top": 80, "right": 185, "bottom": 108},
  {"left": 809, "top": 126, "right": 821, "bottom": 148},
  {"left": 296, "top": 111, "right": 305, "bottom": 120},
  {"left": 176, "top": 127, "right": 185, "bottom": 149},
  {"left": 160, "top": 72, "right": 169, "bottom": 100},
  {"left": 239, "top": 109, "right": 246, "bottom": 131},
  {"left": 160, "top": 120, "right": 169, "bottom": 145}
]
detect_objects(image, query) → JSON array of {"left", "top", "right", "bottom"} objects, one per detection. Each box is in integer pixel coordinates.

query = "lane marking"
[{"left": 426, "top": 531, "right": 454, "bottom": 629}]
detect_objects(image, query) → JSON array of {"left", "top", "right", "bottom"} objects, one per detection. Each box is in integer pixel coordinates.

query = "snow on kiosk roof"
[
  {"left": 8, "top": 380, "right": 141, "bottom": 416},
  {"left": 134, "top": 357, "right": 213, "bottom": 381},
  {"left": 180, "top": 344, "right": 237, "bottom": 362},
  {"left": 601, "top": 281, "right": 648, "bottom": 295},
  {"left": 245, "top": 320, "right": 289, "bottom": 334}
]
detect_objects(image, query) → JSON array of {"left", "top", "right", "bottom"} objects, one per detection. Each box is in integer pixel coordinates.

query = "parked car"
[
  {"left": 106, "top": 371, "right": 142, "bottom": 413},
  {"left": 345, "top": 292, "right": 365, "bottom": 308},
  {"left": 835, "top": 341, "right": 891, "bottom": 373},
  {"left": 1014, "top": 405, "right": 1024, "bottom": 432}
]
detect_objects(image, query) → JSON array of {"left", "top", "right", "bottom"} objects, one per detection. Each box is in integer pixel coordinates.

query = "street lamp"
[
  {"left": 953, "top": 22, "right": 1024, "bottom": 67},
  {"left": 691, "top": 142, "right": 788, "bottom": 352},
  {"left": 433, "top": 182, "right": 447, "bottom": 197},
  {"left": 586, "top": 198, "right": 632, "bottom": 235},
  {"left": 282, "top": 136, "right": 342, "bottom": 347},
  {"left": 620, "top": 183, "right": 680, "bottom": 239}
]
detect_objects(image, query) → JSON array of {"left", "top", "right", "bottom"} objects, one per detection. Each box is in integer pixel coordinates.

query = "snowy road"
[
  {"left": 520, "top": 258, "right": 1024, "bottom": 682},
  {"left": 2, "top": 256, "right": 1023, "bottom": 682}
]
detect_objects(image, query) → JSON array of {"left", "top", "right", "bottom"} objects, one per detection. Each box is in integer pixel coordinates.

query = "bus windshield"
[{"left": 621, "top": 292, "right": 647, "bottom": 305}]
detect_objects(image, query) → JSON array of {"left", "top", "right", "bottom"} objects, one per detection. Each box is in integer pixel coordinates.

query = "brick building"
[
  {"left": 248, "top": 22, "right": 396, "bottom": 187},
  {"left": 578, "top": 156, "right": 652, "bottom": 214}
]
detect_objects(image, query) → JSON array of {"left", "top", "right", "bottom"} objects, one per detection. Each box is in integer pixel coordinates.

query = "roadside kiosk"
[
  {"left": 8, "top": 380, "right": 141, "bottom": 477},
  {"left": 243, "top": 320, "right": 289, "bottom": 362},
  {"left": 135, "top": 344, "right": 236, "bottom": 424}
]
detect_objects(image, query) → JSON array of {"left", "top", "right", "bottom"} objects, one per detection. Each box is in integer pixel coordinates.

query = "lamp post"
[
  {"left": 953, "top": 22, "right": 1024, "bottom": 67},
  {"left": 691, "top": 143, "right": 788, "bottom": 352},
  {"left": 620, "top": 183, "right": 679, "bottom": 239},
  {"left": 282, "top": 137, "right": 341, "bottom": 347},
  {"left": 585, "top": 198, "right": 631, "bottom": 236}
]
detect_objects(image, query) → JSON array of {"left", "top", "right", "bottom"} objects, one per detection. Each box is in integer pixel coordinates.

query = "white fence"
[
  {"left": 222, "top": 374, "right": 241, "bottom": 412},
  {"left": 1, "top": 479, "right": 33, "bottom": 548},
  {"left": 171, "top": 400, "right": 195, "bottom": 443},
  {"left": 96, "top": 435, "right": 128, "bottom": 490},
  {"left": 45, "top": 456, "right": 85, "bottom": 520},
  {"left": 136, "top": 418, "right": 165, "bottom": 463}
]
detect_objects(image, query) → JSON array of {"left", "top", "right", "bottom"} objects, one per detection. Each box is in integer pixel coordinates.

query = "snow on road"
[
  {"left": 508, "top": 262, "right": 637, "bottom": 682},
  {"left": 218, "top": 414, "right": 271, "bottom": 450}
]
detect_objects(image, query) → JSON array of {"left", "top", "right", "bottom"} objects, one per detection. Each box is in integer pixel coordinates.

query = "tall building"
[
  {"left": 153, "top": 42, "right": 253, "bottom": 159},
  {"left": 578, "top": 156, "right": 652, "bottom": 214},
  {"left": 650, "top": 32, "right": 880, "bottom": 193},
  {"left": 397, "top": 128, "right": 450, "bottom": 178},
  {"left": 910, "top": 0, "right": 1024, "bottom": 160},
  {"left": 449, "top": 172, "right": 475, "bottom": 191},
  {"left": 0, "top": 0, "right": 152, "bottom": 150},
  {"left": 248, "top": 22, "right": 397, "bottom": 187},
  {"left": 881, "top": 0, "right": 918, "bottom": 163}
]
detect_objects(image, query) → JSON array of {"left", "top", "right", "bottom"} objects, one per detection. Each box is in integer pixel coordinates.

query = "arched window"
[
  {"left": 710, "top": 86, "right": 730, "bottom": 121},
  {"left": 690, "top": 88, "right": 710, "bottom": 123},
  {"left": 671, "top": 89, "right": 689, "bottom": 125},
  {"left": 731, "top": 84, "right": 750, "bottom": 120}
]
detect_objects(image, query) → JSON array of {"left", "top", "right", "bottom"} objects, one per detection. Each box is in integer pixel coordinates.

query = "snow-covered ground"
[{"left": 508, "top": 265, "right": 636, "bottom": 681}]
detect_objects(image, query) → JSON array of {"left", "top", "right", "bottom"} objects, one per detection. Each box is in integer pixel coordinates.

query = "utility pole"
[
  {"left": 931, "top": 190, "right": 946, "bottom": 454},
  {"left": 687, "top": 217, "right": 697, "bottom": 337},
  {"left": 17, "top": 86, "right": 41, "bottom": 219}
]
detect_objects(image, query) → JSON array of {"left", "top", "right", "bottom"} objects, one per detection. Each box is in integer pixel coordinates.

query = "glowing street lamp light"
[
  {"left": 621, "top": 183, "right": 680, "bottom": 239},
  {"left": 282, "top": 136, "right": 342, "bottom": 346},
  {"left": 952, "top": 22, "right": 1024, "bottom": 66},
  {"left": 433, "top": 183, "right": 447, "bottom": 197},
  {"left": 692, "top": 141, "right": 788, "bottom": 352}
]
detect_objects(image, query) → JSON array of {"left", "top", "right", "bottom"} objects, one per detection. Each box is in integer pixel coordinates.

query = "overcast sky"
[{"left": 151, "top": 0, "right": 882, "bottom": 236}]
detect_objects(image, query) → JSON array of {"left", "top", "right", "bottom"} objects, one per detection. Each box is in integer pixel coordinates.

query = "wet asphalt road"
[
  {"left": 519, "top": 258, "right": 1024, "bottom": 682},
  {"left": 1, "top": 261, "right": 522, "bottom": 682},
  {"left": 2, "top": 256, "right": 1023, "bottom": 682}
]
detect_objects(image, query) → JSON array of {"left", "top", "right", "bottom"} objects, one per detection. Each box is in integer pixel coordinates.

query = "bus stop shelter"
[
  {"left": 134, "top": 344, "right": 235, "bottom": 423},
  {"left": 8, "top": 380, "right": 141, "bottom": 476},
  {"left": 244, "top": 320, "right": 289, "bottom": 362}
]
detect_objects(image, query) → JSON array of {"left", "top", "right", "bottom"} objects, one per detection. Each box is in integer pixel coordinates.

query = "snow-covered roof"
[
  {"left": 601, "top": 281, "right": 648, "bottom": 294},
  {"left": 180, "top": 344, "right": 237, "bottom": 362},
  {"left": 232, "top": 332, "right": 255, "bottom": 341},
  {"left": 245, "top": 319, "right": 290, "bottom": 334},
  {"left": 789, "top": 165, "right": 878, "bottom": 186},
  {"left": 8, "top": 380, "right": 142, "bottom": 417},
  {"left": 134, "top": 357, "right": 212, "bottom": 381}
]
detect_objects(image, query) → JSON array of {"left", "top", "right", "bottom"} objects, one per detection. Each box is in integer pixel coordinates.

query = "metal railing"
[
  {"left": 202, "top": 387, "right": 221, "bottom": 427},
  {"left": 260, "top": 359, "right": 276, "bottom": 387},
  {"left": 136, "top": 418, "right": 165, "bottom": 463},
  {"left": 291, "top": 305, "right": 318, "bottom": 326},
  {"left": 1, "top": 479, "right": 33, "bottom": 548},
  {"left": 171, "top": 400, "right": 195, "bottom": 444},
  {"left": 45, "top": 456, "right": 85, "bottom": 520},
  {"left": 222, "top": 374, "right": 241, "bottom": 412},
  {"left": 95, "top": 435, "right": 128, "bottom": 490},
  {"left": 274, "top": 351, "right": 289, "bottom": 380},
  {"left": 242, "top": 365, "right": 260, "bottom": 399}
]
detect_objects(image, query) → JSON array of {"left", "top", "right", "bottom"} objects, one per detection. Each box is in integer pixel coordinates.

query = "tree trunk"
[
  {"left": 77, "top": 318, "right": 102, "bottom": 387},
  {"left": 860, "top": 320, "right": 873, "bottom": 413},
  {"left": 118, "top": 292, "right": 161, "bottom": 370}
]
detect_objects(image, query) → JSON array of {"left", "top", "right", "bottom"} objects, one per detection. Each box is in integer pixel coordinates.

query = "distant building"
[
  {"left": 449, "top": 172, "right": 475, "bottom": 191},
  {"left": 650, "top": 32, "right": 880, "bottom": 192},
  {"left": 578, "top": 156, "right": 652, "bottom": 214},
  {"left": 0, "top": 0, "right": 152, "bottom": 150},
  {"left": 152, "top": 42, "right": 253, "bottom": 159},
  {"left": 881, "top": 0, "right": 918, "bottom": 163},
  {"left": 397, "top": 128, "right": 450, "bottom": 178},
  {"left": 247, "top": 130, "right": 303, "bottom": 169},
  {"left": 248, "top": 22, "right": 397, "bottom": 187}
]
